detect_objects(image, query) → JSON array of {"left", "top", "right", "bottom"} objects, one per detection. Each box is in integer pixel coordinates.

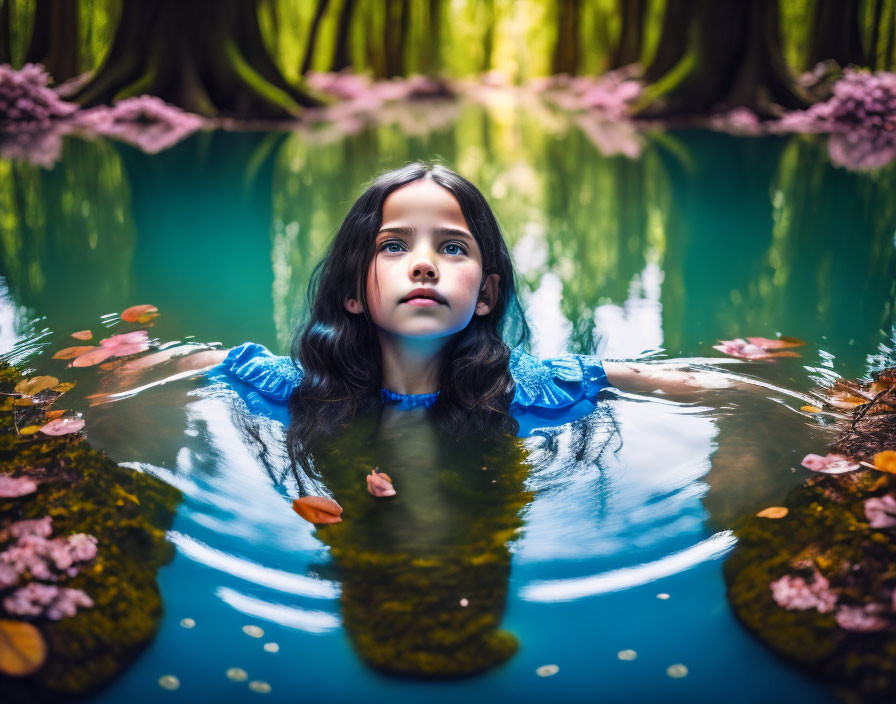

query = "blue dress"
[{"left": 211, "top": 342, "right": 614, "bottom": 437}]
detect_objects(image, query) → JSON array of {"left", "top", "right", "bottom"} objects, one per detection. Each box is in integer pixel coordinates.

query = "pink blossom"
[
  {"left": 835, "top": 604, "right": 889, "bottom": 632},
  {"left": 4, "top": 516, "right": 53, "bottom": 540},
  {"left": 0, "top": 63, "right": 78, "bottom": 134},
  {"left": 865, "top": 494, "right": 896, "bottom": 529},
  {"left": 800, "top": 453, "right": 860, "bottom": 474},
  {"left": 713, "top": 338, "right": 767, "bottom": 359},
  {"left": 0, "top": 475, "right": 38, "bottom": 498},
  {"left": 770, "top": 570, "right": 837, "bottom": 612},
  {"left": 0, "top": 525, "right": 98, "bottom": 584},
  {"left": 3, "top": 582, "right": 93, "bottom": 620}
]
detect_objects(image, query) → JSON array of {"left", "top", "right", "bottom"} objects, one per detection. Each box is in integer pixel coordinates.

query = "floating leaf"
[
  {"left": 801, "top": 453, "right": 860, "bottom": 474},
  {"left": 71, "top": 347, "right": 114, "bottom": 367},
  {"left": 757, "top": 506, "right": 789, "bottom": 519},
  {"left": 746, "top": 336, "right": 805, "bottom": 349},
  {"left": 18, "top": 426, "right": 42, "bottom": 435},
  {"left": 53, "top": 346, "right": 96, "bottom": 360},
  {"left": 292, "top": 496, "right": 343, "bottom": 524},
  {"left": 14, "top": 376, "right": 59, "bottom": 396},
  {"left": 872, "top": 451, "right": 896, "bottom": 474},
  {"left": 713, "top": 339, "right": 801, "bottom": 361},
  {"left": 801, "top": 405, "right": 823, "bottom": 413},
  {"left": 70, "top": 330, "right": 92, "bottom": 340},
  {"left": 366, "top": 469, "right": 396, "bottom": 497},
  {"left": 100, "top": 330, "right": 149, "bottom": 348},
  {"left": 40, "top": 418, "right": 85, "bottom": 436},
  {"left": 44, "top": 410, "right": 65, "bottom": 420},
  {"left": 52, "top": 382, "right": 75, "bottom": 393},
  {"left": 98, "top": 360, "right": 125, "bottom": 372},
  {"left": 0, "top": 620, "right": 46, "bottom": 677},
  {"left": 121, "top": 304, "right": 159, "bottom": 324},
  {"left": 12, "top": 398, "right": 33, "bottom": 407}
]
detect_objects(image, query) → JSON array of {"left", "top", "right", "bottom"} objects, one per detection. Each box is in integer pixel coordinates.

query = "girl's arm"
[{"left": 603, "top": 360, "right": 734, "bottom": 399}]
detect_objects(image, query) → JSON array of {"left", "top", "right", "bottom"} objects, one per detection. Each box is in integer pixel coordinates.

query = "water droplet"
[
  {"left": 459, "top": 598, "right": 469, "bottom": 607},
  {"left": 158, "top": 675, "right": 180, "bottom": 690},
  {"left": 263, "top": 642, "right": 279, "bottom": 653},
  {"left": 656, "top": 593, "right": 670, "bottom": 600},
  {"left": 179, "top": 618, "right": 195, "bottom": 629},
  {"left": 226, "top": 667, "right": 248, "bottom": 681},
  {"left": 666, "top": 664, "right": 688, "bottom": 678},
  {"left": 242, "top": 625, "right": 264, "bottom": 638},
  {"left": 617, "top": 649, "right": 637, "bottom": 661},
  {"left": 536, "top": 664, "right": 559, "bottom": 677},
  {"left": 249, "top": 680, "right": 272, "bottom": 693}
]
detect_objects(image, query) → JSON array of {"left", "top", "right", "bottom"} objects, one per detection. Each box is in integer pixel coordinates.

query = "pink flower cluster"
[
  {"left": 800, "top": 453, "right": 860, "bottom": 474},
  {"left": 0, "top": 475, "right": 38, "bottom": 498},
  {"left": 0, "top": 63, "right": 78, "bottom": 133},
  {"left": 532, "top": 70, "right": 643, "bottom": 120},
  {"left": 0, "top": 516, "right": 98, "bottom": 588},
  {"left": 834, "top": 603, "right": 889, "bottom": 632},
  {"left": 770, "top": 568, "right": 837, "bottom": 612},
  {"left": 78, "top": 95, "right": 205, "bottom": 154},
  {"left": 3, "top": 582, "right": 93, "bottom": 620},
  {"left": 865, "top": 494, "right": 896, "bottom": 529}
]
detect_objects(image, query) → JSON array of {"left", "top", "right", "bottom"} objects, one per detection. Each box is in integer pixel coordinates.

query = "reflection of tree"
[
  {"left": 0, "top": 137, "right": 136, "bottom": 328},
  {"left": 306, "top": 410, "right": 532, "bottom": 676},
  {"left": 117, "top": 130, "right": 286, "bottom": 348}
]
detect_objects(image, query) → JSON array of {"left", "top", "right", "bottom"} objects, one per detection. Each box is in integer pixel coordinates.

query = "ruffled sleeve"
[
  {"left": 509, "top": 347, "right": 611, "bottom": 413},
  {"left": 220, "top": 342, "right": 303, "bottom": 402}
]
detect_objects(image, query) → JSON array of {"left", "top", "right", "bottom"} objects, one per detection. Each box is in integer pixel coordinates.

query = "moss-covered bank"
[{"left": 0, "top": 363, "right": 181, "bottom": 701}]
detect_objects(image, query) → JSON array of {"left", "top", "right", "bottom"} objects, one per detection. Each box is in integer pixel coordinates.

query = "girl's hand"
[{"left": 603, "top": 361, "right": 733, "bottom": 398}]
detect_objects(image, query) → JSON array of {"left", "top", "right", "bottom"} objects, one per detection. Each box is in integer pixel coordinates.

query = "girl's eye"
[
  {"left": 381, "top": 241, "right": 405, "bottom": 253},
  {"left": 443, "top": 243, "right": 466, "bottom": 255}
]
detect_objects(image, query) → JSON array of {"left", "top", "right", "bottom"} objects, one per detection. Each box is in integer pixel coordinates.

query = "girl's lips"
[{"left": 403, "top": 298, "right": 443, "bottom": 307}]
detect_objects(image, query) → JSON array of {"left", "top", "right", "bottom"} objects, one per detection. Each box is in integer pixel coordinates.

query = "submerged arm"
[{"left": 603, "top": 360, "right": 735, "bottom": 400}]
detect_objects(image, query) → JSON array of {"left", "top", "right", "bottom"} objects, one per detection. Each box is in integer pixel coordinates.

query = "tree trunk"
[
  {"left": 71, "top": 0, "right": 320, "bottom": 119},
  {"left": 868, "top": 0, "right": 885, "bottom": 70},
  {"left": 481, "top": 0, "right": 495, "bottom": 73},
  {"left": 383, "top": 0, "right": 410, "bottom": 77},
  {"left": 0, "top": 0, "right": 11, "bottom": 65},
  {"left": 301, "top": 0, "right": 330, "bottom": 75},
  {"left": 23, "top": 0, "right": 79, "bottom": 83},
  {"left": 643, "top": 0, "right": 692, "bottom": 82},
  {"left": 330, "top": 0, "right": 357, "bottom": 73},
  {"left": 636, "top": 0, "right": 811, "bottom": 119},
  {"left": 551, "top": 0, "right": 581, "bottom": 75},
  {"left": 886, "top": 1, "right": 896, "bottom": 70},
  {"left": 420, "top": 0, "right": 442, "bottom": 76},
  {"left": 608, "top": 0, "right": 645, "bottom": 69},
  {"left": 807, "top": 0, "right": 866, "bottom": 68}
]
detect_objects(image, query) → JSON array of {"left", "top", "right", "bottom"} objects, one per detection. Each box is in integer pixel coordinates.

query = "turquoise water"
[{"left": 2, "top": 100, "right": 896, "bottom": 702}]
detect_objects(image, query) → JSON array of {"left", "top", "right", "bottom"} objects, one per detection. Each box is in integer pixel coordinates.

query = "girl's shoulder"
[
  {"left": 509, "top": 346, "right": 611, "bottom": 413},
  {"left": 218, "top": 342, "right": 303, "bottom": 402}
]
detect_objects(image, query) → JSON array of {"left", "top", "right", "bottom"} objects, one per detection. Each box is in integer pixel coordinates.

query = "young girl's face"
[{"left": 347, "top": 179, "right": 498, "bottom": 341}]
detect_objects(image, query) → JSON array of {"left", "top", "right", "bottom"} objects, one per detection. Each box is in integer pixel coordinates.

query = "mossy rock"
[
  {"left": 0, "top": 363, "right": 181, "bottom": 701},
  {"left": 724, "top": 469, "right": 896, "bottom": 704}
]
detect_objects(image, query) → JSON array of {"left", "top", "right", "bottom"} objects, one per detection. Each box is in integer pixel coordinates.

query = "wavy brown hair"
[{"left": 286, "top": 162, "right": 530, "bottom": 491}]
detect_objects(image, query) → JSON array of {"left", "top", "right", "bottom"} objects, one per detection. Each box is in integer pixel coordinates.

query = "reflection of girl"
[{"left": 150, "top": 162, "right": 726, "bottom": 502}]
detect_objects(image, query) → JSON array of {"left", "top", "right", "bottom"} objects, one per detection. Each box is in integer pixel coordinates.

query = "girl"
[{"left": 119, "top": 162, "right": 730, "bottom": 516}]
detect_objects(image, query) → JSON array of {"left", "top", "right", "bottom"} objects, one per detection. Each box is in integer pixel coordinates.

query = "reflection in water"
[{"left": 305, "top": 407, "right": 533, "bottom": 677}]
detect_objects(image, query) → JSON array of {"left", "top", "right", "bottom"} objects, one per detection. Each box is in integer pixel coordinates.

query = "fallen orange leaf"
[
  {"left": 14, "top": 376, "right": 59, "bottom": 396},
  {"left": 0, "top": 619, "right": 47, "bottom": 677},
  {"left": 52, "top": 382, "right": 75, "bottom": 393},
  {"left": 746, "top": 336, "right": 805, "bottom": 349},
  {"left": 53, "top": 346, "right": 96, "bottom": 360},
  {"left": 71, "top": 330, "right": 92, "bottom": 340},
  {"left": 121, "top": 304, "right": 159, "bottom": 324},
  {"left": 801, "top": 405, "right": 823, "bottom": 413},
  {"left": 757, "top": 506, "right": 789, "bottom": 519},
  {"left": 44, "top": 410, "right": 65, "bottom": 420},
  {"left": 292, "top": 496, "right": 343, "bottom": 524},
  {"left": 873, "top": 451, "right": 896, "bottom": 474},
  {"left": 71, "top": 347, "right": 114, "bottom": 367}
]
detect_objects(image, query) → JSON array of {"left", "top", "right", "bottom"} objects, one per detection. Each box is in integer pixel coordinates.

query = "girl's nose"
[{"left": 410, "top": 259, "right": 438, "bottom": 280}]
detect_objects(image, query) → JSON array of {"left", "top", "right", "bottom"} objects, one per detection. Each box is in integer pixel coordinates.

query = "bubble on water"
[
  {"left": 226, "top": 667, "right": 248, "bottom": 681},
  {"left": 249, "top": 680, "right": 272, "bottom": 693},
  {"left": 666, "top": 664, "right": 688, "bottom": 678},
  {"left": 459, "top": 598, "right": 469, "bottom": 607},
  {"left": 263, "top": 642, "right": 279, "bottom": 653},
  {"left": 617, "top": 649, "right": 637, "bottom": 661},
  {"left": 179, "top": 618, "right": 195, "bottom": 629},
  {"left": 158, "top": 675, "right": 180, "bottom": 690},
  {"left": 242, "top": 625, "right": 264, "bottom": 638},
  {"left": 536, "top": 664, "right": 559, "bottom": 677},
  {"left": 656, "top": 593, "right": 670, "bottom": 600}
]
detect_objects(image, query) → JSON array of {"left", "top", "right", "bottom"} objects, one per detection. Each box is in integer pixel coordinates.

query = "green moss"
[
  {"left": 724, "top": 469, "right": 896, "bottom": 704},
  {"left": 0, "top": 363, "right": 181, "bottom": 700}
]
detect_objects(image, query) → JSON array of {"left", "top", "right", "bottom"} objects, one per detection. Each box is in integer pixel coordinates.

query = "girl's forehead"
[{"left": 381, "top": 181, "right": 469, "bottom": 229}]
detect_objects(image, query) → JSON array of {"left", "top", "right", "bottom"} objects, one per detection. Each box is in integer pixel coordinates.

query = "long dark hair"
[{"left": 286, "top": 162, "right": 531, "bottom": 490}]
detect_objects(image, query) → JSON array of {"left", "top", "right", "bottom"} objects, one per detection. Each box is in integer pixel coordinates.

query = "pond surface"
[{"left": 2, "top": 98, "right": 896, "bottom": 702}]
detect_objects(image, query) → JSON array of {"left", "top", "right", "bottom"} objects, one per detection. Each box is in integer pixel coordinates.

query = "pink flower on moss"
[
  {"left": 0, "top": 475, "right": 38, "bottom": 498},
  {"left": 865, "top": 494, "right": 896, "bottom": 529},
  {"left": 835, "top": 604, "right": 889, "bottom": 632},
  {"left": 3, "top": 582, "right": 93, "bottom": 620},
  {"left": 800, "top": 453, "right": 860, "bottom": 474},
  {"left": 770, "top": 570, "right": 837, "bottom": 613}
]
